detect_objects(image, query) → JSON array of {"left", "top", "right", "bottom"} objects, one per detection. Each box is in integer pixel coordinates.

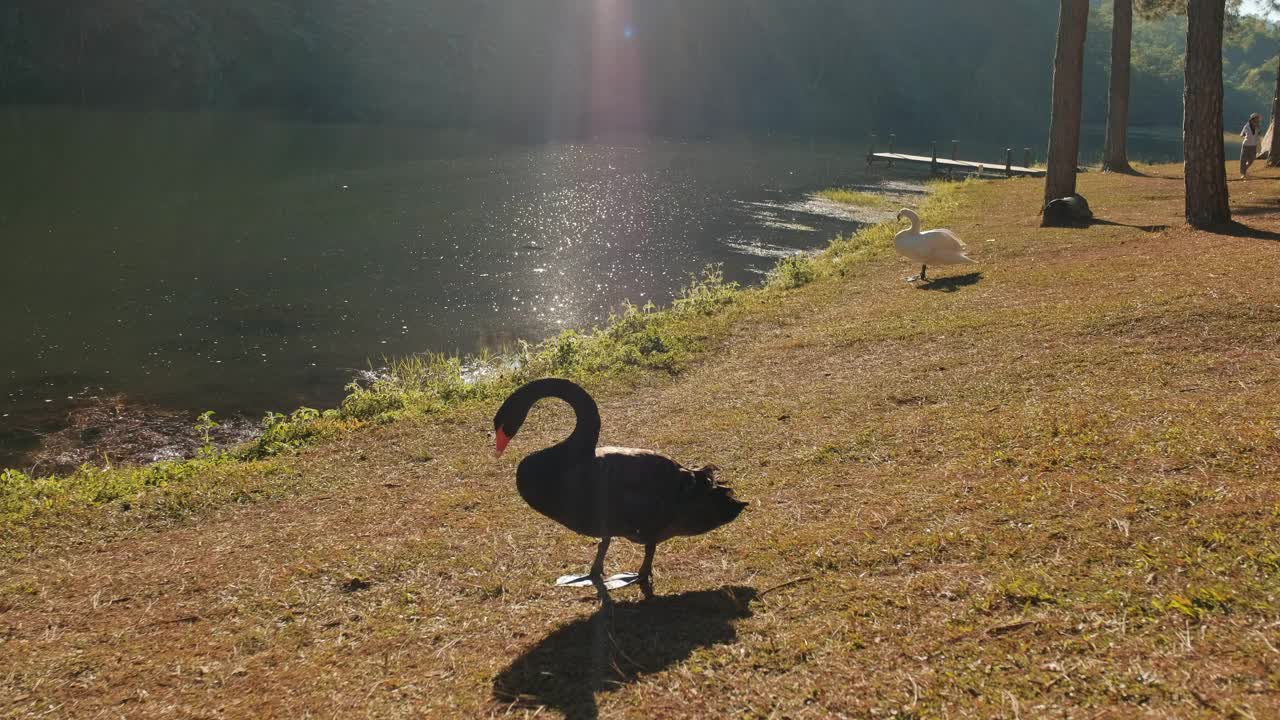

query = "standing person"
[{"left": 1241, "top": 112, "right": 1262, "bottom": 178}]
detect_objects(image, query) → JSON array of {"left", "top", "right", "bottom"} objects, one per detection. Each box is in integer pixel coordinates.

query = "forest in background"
[{"left": 1, "top": 1, "right": 1279, "bottom": 148}]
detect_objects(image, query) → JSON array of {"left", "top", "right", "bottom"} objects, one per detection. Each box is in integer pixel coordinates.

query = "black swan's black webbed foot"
[{"left": 590, "top": 575, "right": 613, "bottom": 607}]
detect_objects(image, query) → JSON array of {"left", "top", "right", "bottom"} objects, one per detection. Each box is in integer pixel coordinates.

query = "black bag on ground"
[{"left": 1042, "top": 193, "right": 1093, "bottom": 227}]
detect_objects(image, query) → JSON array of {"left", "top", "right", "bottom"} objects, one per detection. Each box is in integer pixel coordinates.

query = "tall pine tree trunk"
[
  {"left": 1184, "top": 0, "right": 1230, "bottom": 227},
  {"left": 1044, "top": 0, "right": 1089, "bottom": 212},
  {"left": 1268, "top": 53, "right": 1280, "bottom": 166},
  {"left": 1103, "top": 0, "right": 1133, "bottom": 173}
]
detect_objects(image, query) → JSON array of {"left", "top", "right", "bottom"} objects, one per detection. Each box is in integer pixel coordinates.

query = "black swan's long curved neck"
[{"left": 505, "top": 378, "right": 601, "bottom": 454}]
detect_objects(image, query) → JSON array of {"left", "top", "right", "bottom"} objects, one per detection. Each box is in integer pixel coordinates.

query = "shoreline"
[
  {"left": 0, "top": 179, "right": 952, "bottom": 551},
  {"left": 1, "top": 181, "right": 925, "bottom": 477}
]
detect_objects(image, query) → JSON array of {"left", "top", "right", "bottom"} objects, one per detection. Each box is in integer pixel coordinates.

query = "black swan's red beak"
[{"left": 495, "top": 428, "right": 511, "bottom": 458}]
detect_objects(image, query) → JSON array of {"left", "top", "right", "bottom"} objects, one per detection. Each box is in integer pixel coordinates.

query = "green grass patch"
[
  {"left": 241, "top": 408, "right": 352, "bottom": 459},
  {"left": 768, "top": 254, "right": 817, "bottom": 289},
  {"left": 817, "top": 188, "right": 893, "bottom": 208},
  {"left": 336, "top": 265, "right": 741, "bottom": 424},
  {"left": 1153, "top": 587, "right": 1234, "bottom": 621}
]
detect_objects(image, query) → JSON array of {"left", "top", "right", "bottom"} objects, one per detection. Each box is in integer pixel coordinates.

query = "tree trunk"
[
  {"left": 1268, "top": 52, "right": 1280, "bottom": 165},
  {"left": 1043, "top": 0, "right": 1089, "bottom": 212},
  {"left": 1103, "top": 0, "right": 1134, "bottom": 173},
  {"left": 1184, "top": 0, "right": 1231, "bottom": 228}
]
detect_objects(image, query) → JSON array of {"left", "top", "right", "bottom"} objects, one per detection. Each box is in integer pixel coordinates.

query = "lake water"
[
  {"left": 0, "top": 110, "right": 931, "bottom": 469},
  {"left": 0, "top": 110, "right": 1189, "bottom": 470}
]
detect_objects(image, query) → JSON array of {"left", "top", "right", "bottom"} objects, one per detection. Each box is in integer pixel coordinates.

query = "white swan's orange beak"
[{"left": 495, "top": 428, "right": 511, "bottom": 458}]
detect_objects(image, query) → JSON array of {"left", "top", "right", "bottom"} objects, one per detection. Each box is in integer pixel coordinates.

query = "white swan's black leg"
[
  {"left": 920, "top": 264, "right": 928, "bottom": 281},
  {"left": 636, "top": 542, "right": 657, "bottom": 599}
]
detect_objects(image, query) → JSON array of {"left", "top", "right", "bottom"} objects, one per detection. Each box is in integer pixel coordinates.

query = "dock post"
[
  {"left": 888, "top": 133, "right": 895, "bottom": 167},
  {"left": 931, "top": 140, "right": 937, "bottom": 175},
  {"left": 1005, "top": 148, "right": 1012, "bottom": 177},
  {"left": 951, "top": 140, "right": 958, "bottom": 161},
  {"left": 1024, "top": 147, "right": 1032, "bottom": 170},
  {"left": 867, "top": 134, "right": 876, "bottom": 166}
]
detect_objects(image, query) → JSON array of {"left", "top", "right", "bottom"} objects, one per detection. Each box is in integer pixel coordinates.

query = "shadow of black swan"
[
  {"left": 917, "top": 271, "right": 982, "bottom": 292},
  {"left": 492, "top": 585, "right": 758, "bottom": 719}
]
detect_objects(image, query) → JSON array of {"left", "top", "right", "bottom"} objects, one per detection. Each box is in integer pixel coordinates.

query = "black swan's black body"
[
  {"left": 517, "top": 446, "right": 742, "bottom": 543},
  {"left": 493, "top": 378, "right": 745, "bottom": 598}
]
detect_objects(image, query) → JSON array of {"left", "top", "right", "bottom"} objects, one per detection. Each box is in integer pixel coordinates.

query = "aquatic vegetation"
[
  {"left": 816, "top": 188, "right": 893, "bottom": 208},
  {"left": 194, "top": 411, "right": 220, "bottom": 459}
]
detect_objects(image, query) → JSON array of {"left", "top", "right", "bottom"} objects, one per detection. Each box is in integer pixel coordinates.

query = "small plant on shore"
[
  {"left": 194, "top": 411, "right": 219, "bottom": 459},
  {"left": 671, "top": 265, "right": 737, "bottom": 314},
  {"left": 240, "top": 407, "right": 342, "bottom": 460},
  {"left": 541, "top": 330, "right": 583, "bottom": 372},
  {"left": 770, "top": 253, "right": 817, "bottom": 289},
  {"left": 0, "top": 468, "right": 34, "bottom": 519}
]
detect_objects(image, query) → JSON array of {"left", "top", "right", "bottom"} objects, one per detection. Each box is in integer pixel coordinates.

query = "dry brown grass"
[{"left": 3, "top": 164, "right": 1280, "bottom": 718}]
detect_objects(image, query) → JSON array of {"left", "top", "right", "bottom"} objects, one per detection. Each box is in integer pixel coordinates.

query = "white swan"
[{"left": 893, "top": 208, "right": 974, "bottom": 282}]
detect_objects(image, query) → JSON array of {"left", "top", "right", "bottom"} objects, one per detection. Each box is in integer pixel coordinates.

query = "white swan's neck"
[{"left": 900, "top": 210, "right": 921, "bottom": 233}]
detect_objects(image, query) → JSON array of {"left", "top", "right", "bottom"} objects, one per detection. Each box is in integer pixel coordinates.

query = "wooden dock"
[{"left": 866, "top": 136, "right": 1046, "bottom": 178}]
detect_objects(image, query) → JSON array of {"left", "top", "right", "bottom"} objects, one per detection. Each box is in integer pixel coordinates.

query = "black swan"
[{"left": 493, "top": 378, "right": 746, "bottom": 601}]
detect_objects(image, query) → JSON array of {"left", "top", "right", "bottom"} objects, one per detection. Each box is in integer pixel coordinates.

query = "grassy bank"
[
  {"left": 0, "top": 181, "right": 961, "bottom": 554},
  {"left": 816, "top": 187, "right": 896, "bottom": 209},
  {"left": 3, "top": 166, "right": 1280, "bottom": 718}
]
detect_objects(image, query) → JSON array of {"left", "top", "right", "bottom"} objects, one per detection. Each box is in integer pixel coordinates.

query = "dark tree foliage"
[
  {"left": 0, "top": 0, "right": 1276, "bottom": 144},
  {"left": 0, "top": 0, "right": 1054, "bottom": 142}
]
